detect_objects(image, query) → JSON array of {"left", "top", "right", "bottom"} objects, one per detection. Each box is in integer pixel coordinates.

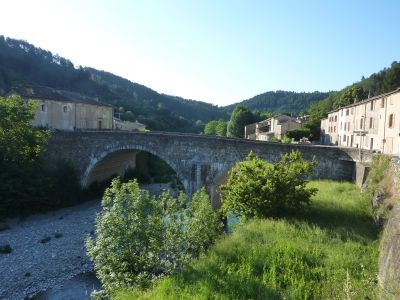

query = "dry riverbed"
[{"left": 0, "top": 183, "right": 174, "bottom": 300}]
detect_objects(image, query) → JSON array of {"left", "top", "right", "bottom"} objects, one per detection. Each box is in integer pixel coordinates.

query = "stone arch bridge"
[{"left": 44, "top": 131, "right": 369, "bottom": 208}]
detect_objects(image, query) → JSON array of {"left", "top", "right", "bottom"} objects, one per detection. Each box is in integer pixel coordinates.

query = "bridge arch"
[{"left": 81, "top": 143, "right": 186, "bottom": 191}]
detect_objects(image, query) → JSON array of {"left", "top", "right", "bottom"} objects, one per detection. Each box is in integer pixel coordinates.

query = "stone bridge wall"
[{"left": 44, "top": 131, "right": 370, "bottom": 207}]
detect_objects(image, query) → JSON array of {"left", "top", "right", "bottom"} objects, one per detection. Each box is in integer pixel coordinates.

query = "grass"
[{"left": 113, "top": 180, "right": 380, "bottom": 300}]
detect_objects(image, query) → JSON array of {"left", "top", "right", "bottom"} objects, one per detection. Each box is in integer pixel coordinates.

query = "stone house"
[
  {"left": 11, "top": 86, "right": 113, "bottom": 131},
  {"left": 245, "top": 115, "right": 302, "bottom": 141},
  {"left": 320, "top": 88, "right": 400, "bottom": 155},
  {"left": 113, "top": 118, "right": 146, "bottom": 131}
]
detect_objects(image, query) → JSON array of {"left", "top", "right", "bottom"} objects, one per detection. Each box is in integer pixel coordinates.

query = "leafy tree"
[
  {"left": 204, "top": 119, "right": 227, "bottom": 136},
  {"left": 333, "top": 86, "right": 367, "bottom": 109},
  {"left": 383, "top": 61, "right": 400, "bottom": 92},
  {"left": 221, "top": 151, "right": 317, "bottom": 219},
  {"left": 0, "top": 94, "right": 49, "bottom": 163},
  {"left": 204, "top": 120, "right": 219, "bottom": 135},
  {"left": 214, "top": 120, "right": 227, "bottom": 136},
  {"left": 227, "top": 106, "right": 255, "bottom": 138},
  {"left": 86, "top": 179, "right": 222, "bottom": 294}
]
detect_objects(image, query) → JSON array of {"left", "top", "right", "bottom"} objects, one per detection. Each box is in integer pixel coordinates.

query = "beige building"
[
  {"left": 12, "top": 86, "right": 113, "bottom": 131},
  {"left": 321, "top": 88, "right": 400, "bottom": 156},
  {"left": 245, "top": 115, "right": 303, "bottom": 141}
]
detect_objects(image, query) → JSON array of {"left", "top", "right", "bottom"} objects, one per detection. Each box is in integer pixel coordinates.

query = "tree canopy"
[
  {"left": 0, "top": 94, "right": 49, "bottom": 163},
  {"left": 227, "top": 106, "right": 255, "bottom": 138}
]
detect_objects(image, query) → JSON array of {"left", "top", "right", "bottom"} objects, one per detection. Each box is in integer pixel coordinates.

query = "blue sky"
[{"left": 1, "top": 0, "right": 399, "bottom": 106}]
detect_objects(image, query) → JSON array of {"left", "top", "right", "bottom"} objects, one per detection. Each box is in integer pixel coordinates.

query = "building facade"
[
  {"left": 245, "top": 115, "right": 303, "bottom": 141},
  {"left": 12, "top": 86, "right": 113, "bottom": 131},
  {"left": 321, "top": 88, "right": 400, "bottom": 156}
]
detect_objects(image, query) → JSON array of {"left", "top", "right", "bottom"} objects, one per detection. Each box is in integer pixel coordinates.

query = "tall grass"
[{"left": 114, "top": 180, "right": 379, "bottom": 300}]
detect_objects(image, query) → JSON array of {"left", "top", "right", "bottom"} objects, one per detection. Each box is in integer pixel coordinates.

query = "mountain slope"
[
  {"left": 0, "top": 35, "right": 337, "bottom": 132},
  {"left": 0, "top": 36, "right": 227, "bottom": 132},
  {"left": 225, "top": 91, "right": 331, "bottom": 115}
]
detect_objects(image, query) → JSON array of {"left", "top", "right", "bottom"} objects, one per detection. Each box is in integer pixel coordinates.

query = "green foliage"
[
  {"left": 285, "top": 128, "right": 311, "bottom": 141},
  {"left": 0, "top": 94, "right": 87, "bottom": 218},
  {"left": 227, "top": 106, "right": 255, "bottom": 138},
  {"left": 116, "top": 181, "right": 379, "bottom": 300},
  {"left": 221, "top": 151, "right": 317, "bottom": 219},
  {"left": 0, "top": 94, "right": 50, "bottom": 163},
  {"left": 203, "top": 119, "right": 227, "bottom": 136},
  {"left": 333, "top": 86, "right": 367, "bottom": 109},
  {"left": 86, "top": 179, "right": 222, "bottom": 294},
  {"left": 184, "top": 188, "right": 223, "bottom": 259},
  {"left": 0, "top": 158, "right": 86, "bottom": 218},
  {"left": 225, "top": 91, "right": 330, "bottom": 116},
  {"left": 0, "top": 244, "right": 12, "bottom": 254}
]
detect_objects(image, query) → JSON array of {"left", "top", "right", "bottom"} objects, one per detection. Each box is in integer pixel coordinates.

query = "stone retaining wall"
[{"left": 378, "top": 158, "right": 400, "bottom": 299}]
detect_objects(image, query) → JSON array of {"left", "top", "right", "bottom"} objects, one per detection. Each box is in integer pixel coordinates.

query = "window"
[
  {"left": 369, "top": 117, "right": 374, "bottom": 129},
  {"left": 41, "top": 104, "right": 46, "bottom": 112},
  {"left": 381, "top": 98, "right": 385, "bottom": 108},
  {"left": 334, "top": 116, "right": 337, "bottom": 122},
  {"left": 360, "top": 118, "right": 363, "bottom": 129},
  {"left": 351, "top": 107, "right": 354, "bottom": 115},
  {"left": 343, "top": 135, "right": 347, "bottom": 142},
  {"left": 370, "top": 101, "right": 374, "bottom": 111},
  {"left": 370, "top": 138, "right": 374, "bottom": 150},
  {"left": 340, "top": 122, "right": 342, "bottom": 130},
  {"left": 334, "top": 126, "right": 336, "bottom": 132},
  {"left": 389, "top": 114, "right": 395, "bottom": 128},
  {"left": 346, "top": 109, "right": 349, "bottom": 116},
  {"left": 63, "top": 106, "right": 67, "bottom": 113}
]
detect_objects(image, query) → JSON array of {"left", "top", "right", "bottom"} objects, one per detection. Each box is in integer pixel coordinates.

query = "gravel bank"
[{"left": 0, "top": 183, "right": 174, "bottom": 300}]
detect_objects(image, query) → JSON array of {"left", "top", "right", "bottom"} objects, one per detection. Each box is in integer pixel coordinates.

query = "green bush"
[
  {"left": 86, "top": 179, "right": 222, "bottom": 295},
  {"left": 116, "top": 181, "right": 379, "bottom": 300},
  {"left": 221, "top": 150, "right": 317, "bottom": 219}
]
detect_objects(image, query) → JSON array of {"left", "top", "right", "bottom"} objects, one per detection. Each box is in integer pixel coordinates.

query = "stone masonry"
[{"left": 44, "top": 131, "right": 371, "bottom": 208}]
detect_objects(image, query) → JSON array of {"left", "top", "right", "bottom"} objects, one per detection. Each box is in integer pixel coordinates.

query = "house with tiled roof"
[{"left": 10, "top": 85, "right": 113, "bottom": 131}]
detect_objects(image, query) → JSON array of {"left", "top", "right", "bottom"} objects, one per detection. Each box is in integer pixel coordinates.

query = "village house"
[
  {"left": 113, "top": 118, "right": 146, "bottom": 131},
  {"left": 245, "top": 115, "right": 303, "bottom": 141},
  {"left": 11, "top": 86, "right": 113, "bottom": 131},
  {"left": 320, "top": 88, "right": 400, "bottom": 156}
]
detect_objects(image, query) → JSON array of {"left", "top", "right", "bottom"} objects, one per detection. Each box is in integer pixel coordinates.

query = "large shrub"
[
  {"left": 221, "top": 150, "right": 317, "bottom": 219},
  {"left": 86, "top": 179, "right": 222, "bottom": 294}
]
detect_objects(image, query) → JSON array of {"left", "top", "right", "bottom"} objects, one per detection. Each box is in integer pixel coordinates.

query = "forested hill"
[
  {"left": 0, "top": 36, "right": 227, "bottom": 132},
  {"left": 225, "top": 91, "right": 331, "bottom": 115},
  {"left": 0, "top": 36, "right": 335, "bottom": 133}
]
